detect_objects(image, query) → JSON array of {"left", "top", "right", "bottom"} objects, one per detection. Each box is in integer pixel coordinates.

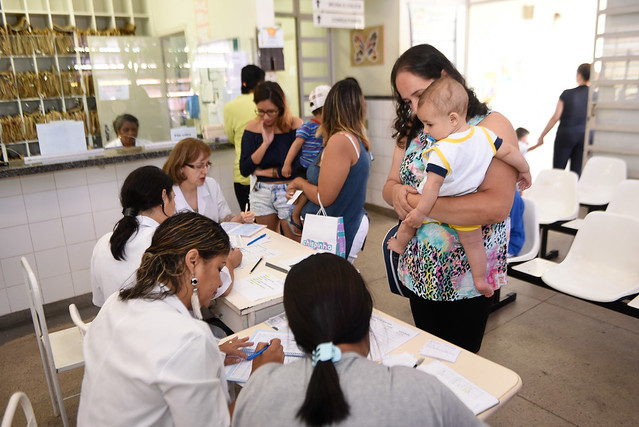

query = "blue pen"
[
  {"left": 246, "top": 344, "right": 270, "bottom": 361},
  {"left": 247, "top": 233, "right": 267, "bottom": 246}
]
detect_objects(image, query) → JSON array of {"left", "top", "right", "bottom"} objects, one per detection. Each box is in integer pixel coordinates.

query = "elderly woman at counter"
[{"left": 104, "top": 113, "right": 150, "bottom": 148}]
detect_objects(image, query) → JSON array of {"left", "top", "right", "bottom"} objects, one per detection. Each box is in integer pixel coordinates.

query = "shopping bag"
[{"left": 300, "top": 195, "right": 346, "bottom": 257}]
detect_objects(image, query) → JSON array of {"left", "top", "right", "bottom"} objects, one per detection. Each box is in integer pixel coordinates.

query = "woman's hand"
[
  {"left": 261, "top": 121, "right": 275, "bottom": 146},
  {"left": 392, "top": 184, "right": 419, "bottom": 220},
  {"left": 219, "top": 336, "right": 253, "bottom": 365},
  {"left": 286, "top": 177, "right": 307, "bottom": 199},
  {"left": 251, "top": 339, "right": 285, "bottom": 372},
  {"left": 227, "top": 248, "right": 243, "bottom": 269},
  {"left": 240, "top": 210, "right": 255, "bottom": 223}
]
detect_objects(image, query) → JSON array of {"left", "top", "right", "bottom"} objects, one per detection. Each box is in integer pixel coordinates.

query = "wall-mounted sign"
[
  {"left": 313, "top": 12, "right": 364, "bottom": 29},
  {"left": 312, "top": 0, "right": 364, "bottom": 14},
  {"left": 257, "top": 26, "right": 284, "bottom": 48},
  {"left": 351, "top": 25, "right": 383, "bottom": 66},
  {"left": 170, "top": 126, "right": 197, "bottom": 141},
  {"left": 313, "top": 0, "right": 364, "bottom": 29}
]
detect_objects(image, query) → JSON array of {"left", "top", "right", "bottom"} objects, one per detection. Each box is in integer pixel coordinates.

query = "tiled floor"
[{"left": 1, "top": 208, "right": 638, "bottom": 426}]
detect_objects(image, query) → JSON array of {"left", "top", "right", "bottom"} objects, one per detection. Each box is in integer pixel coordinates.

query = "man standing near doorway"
[{"left": 224, "top": 65, "right": 266, "bottom": 209}]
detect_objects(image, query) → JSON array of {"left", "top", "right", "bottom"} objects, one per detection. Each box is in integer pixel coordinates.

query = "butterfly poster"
[{"left": 350, "top": 25, "right": 384, "bottom": 66}]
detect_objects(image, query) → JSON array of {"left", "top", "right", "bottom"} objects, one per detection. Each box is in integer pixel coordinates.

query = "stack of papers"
[
  {"left": 221, "top": 222, "right": 266, "bottom": 237},
  {"left": 232, "top": 273, "right": 284, "bottom": 301}
]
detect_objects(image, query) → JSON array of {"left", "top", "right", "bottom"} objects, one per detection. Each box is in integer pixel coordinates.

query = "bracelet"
[{"left": 272, "top": 168, "right": 278, "bottom": 178}]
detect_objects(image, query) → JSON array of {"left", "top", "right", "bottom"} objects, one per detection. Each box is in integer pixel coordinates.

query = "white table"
[{"left": 210, "top": 229, "right": 316, "bottom": 332}]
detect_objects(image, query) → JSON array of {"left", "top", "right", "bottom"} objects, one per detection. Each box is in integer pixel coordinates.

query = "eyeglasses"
[
  {"left": 185, "top": 161, "right": 211, "bottom": 171},
  {"left": 256, "top": 108, "right": 279, "bottom": 117}
]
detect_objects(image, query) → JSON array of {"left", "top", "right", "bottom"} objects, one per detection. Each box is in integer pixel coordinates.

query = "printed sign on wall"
[{"left": 350, "top": 25, "right": 383, "bottom": 66}]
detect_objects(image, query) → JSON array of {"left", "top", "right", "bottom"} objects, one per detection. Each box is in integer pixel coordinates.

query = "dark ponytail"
[
  {"left": 109, "top": 166, "right": 173, "bottom": 261},
  {"left": 283, "top": 253, "right": 373, "bottom": 426}
]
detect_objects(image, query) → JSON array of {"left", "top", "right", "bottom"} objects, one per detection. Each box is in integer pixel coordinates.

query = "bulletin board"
[{"left": 350, "top": 25, "right": 384, "bottom": 66}]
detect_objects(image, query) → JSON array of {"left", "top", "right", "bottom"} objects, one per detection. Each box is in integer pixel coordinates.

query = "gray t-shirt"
[{"left": 232, "top": 352, "right": 485, "bottom": 427}]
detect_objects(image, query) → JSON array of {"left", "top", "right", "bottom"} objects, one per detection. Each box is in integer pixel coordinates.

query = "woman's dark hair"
[
  {"left": 109, "top": 166, "right": 173, "bottom": 261},
  {"left": 577, "top": 63, "right": 591, "bottom": 82},
  {"left": 284, "top": 253, "right": 373, "bottom": 426},
  {"left": 390, "top": 44, "right": 488, "bottom": 147},
  {"left": 253, "top": 81, "right": 295, "bottom": 133},
  {"left": 120, "top": 212, "right": 230, "bottom": 301},
  {"left": 318, "top": 77, "right": 370, "bottom": 151},
  {"left": 241, "top": 65, "right": 265, "bottom": 94},
  {"left": 112, "top": 113, "right": 139, "bottom": 133}
]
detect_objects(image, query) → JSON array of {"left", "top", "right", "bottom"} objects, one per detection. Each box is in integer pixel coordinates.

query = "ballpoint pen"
[
  {"left": 250, "top": 256, "right": 263, "bottom": 273},
  {"left": 246, "top": 344, "right": 270, "bottom": 361},
  {"left": 247, "top": 233, "right": 266, "bottom": 246}
]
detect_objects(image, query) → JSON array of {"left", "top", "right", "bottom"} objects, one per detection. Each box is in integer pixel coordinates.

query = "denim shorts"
[{"left": 250, "top": 181, "right": 294, "bottom": 219}]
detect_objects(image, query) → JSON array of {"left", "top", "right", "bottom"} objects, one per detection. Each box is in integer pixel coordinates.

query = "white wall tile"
[
  {"left": 6, "top": 284, "right": 29, "bottom": 312},
  {"left": 62, "top": 213, "right": 96, "bottom": 245},
  {"left": 54, "top": 169, "right": 88, "bottom": 189},
  {"left": 0, "top": 262, "right": 4, "bottom": 289},
  {"left": 0, "top": 177, "right": 22, "bottom": 198},
  {"left": 72, "top": 268, "right": 92, "bottom": 295},
  {"left": 20, "top": 173, "right": 55, "bottom": 194},
  {"left": 1, "top": 254, "right": 37, "bottom": 287},
  {"left": 115, "top": 161, "right": 144, "bottom": 182},
  {"left": 0, "top": 289, "right": 10, "bottom": 315},
  {"left": 88, "top": 182, "right": 120, "bottom": 212},
  {"left": 0, "top": 195, "right": 27, "bottom": 228},
  {"left": 23, "top": 191, "right": 60, "bottom": 222},
  {"left": 67, "top": 240, "right": 95, "bottom": 272},
  {"left": 58, "top": 186, "right": 92, "bottom": 217},
  {"left": 0, "top": 225, "right": 33, "bottom": 259},
  {"left": 93, "top": 208, "right": 121, "bottom": 237},
  {"left": 86, "top": 164, "right": 116, "bottom": 184},
  {"left": 29, "top": 219, "right": 65, "bottom": 251},
  {"left": 40, "top": 273, "right": 74, "bottom": 304},
  {"left": 34, "top": 247, "right": 70, "bottom": 279}
]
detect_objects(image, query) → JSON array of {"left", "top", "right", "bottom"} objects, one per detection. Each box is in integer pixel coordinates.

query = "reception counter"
[{"left": 0, "top": 141, "right": 237, "bottom": 317}]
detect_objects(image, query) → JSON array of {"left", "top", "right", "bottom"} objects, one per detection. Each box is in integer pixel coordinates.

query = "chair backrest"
[
  {"left": 606, "top": 179, "right": 639, "bottom": 219},
  {"left": 562, "top": 212, "right": 639, "bottom": 278},
  {"left": 68, "top": 304, "right": 89, "bottom": 336},
  {"left": 508, "top": 197, "right": 540, "bottom": 264},
  {"left": 1, "top": 392, "right": 37, "bottom": 427},
  {"left": 578, "top": 156, "right": 627, "bottom": 205},
  {"left": 525, "top": 169, "right": 579, "bottom": 224}
]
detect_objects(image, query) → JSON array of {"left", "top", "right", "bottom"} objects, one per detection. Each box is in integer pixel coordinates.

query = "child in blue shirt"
[{"left": 282, "top": 85, "right": 330, "bottom": 179}]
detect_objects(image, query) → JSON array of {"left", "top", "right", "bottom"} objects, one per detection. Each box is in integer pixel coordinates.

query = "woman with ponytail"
[
  {"left": 233, "top": 253, "right": 482, "bottom": 426},
  {"left": 90, "top": 166, "right": 175, "bottom": 306},
  {"left": 79, "top": 212, "right": 285, "bottom": 426}
]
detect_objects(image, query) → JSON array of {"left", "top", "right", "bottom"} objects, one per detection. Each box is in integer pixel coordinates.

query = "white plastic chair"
[
  {"left": 578, "top": 156, "right": 627, "bottom": 207},
  {"left": 68, "top": 304, "right": 90, "bottom": 336},
  {"left": 21, "top": 257, "right": 84, "bottom": 427},
  {"left": 508, "top": 197, "right": 540, "bottom": 264},
  {"left": 1, "top": 392, "right": 37, "bottom": 427},
  {"left": 606, "top": 179, "right": 639, "bottom": 218},
  {"left": 525, "top": 169, "right": 579, "bottom": 225},
  {"left": 542, "top": 212, "right": 639, "bottom": 302}
]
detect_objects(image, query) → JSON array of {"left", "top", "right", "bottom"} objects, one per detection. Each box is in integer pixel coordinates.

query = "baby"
[{"left": 387, "top": 77, "right": 531, "bottom": 297}]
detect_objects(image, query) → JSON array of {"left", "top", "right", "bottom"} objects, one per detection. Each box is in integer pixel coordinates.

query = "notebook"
[{"left": 220, "top": 222, "right": 267, "bottom": 237}]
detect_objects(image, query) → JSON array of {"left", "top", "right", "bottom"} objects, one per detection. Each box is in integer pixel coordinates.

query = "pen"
[
  {"left": 265, "top": 262, "right": 289, "bottom": 274},
  {"left": 413, "top": 357, "right": 425, "bottom": 368},
  {"left": 250, "top": 257, "right": 263, "bottom": 273},
  {"left": 246, "top": 344, "right": 270, "bottom": 361},
  {"left": 247, "top": 233, "right": 266, "bottom": 246},
  {"left": 244, "top": 203, "right": 249, "bottom": 212}
]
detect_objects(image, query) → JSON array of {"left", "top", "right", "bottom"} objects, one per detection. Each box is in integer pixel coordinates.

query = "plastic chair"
[
  {"left": 1, "top": 392, "right": 37, "bottom": 427},
  {"left": 68, "top": 304, "right": 90, "bottom": 336},
  {"left": 21, "top": 257, "right": 84, "bottom": 427},
  {"left": 507, "top": 197, "right": 540, "bottom": 264},
  {"left": 542, "top": 212, "right": 639, "bottom": 302},
  {"left": 578, "top": 156, "right": 627, "bottom": 207},
  {"left": 606, "top": 179, "right": 639, "bottom": 218},
  {"left": 525, "top": 169, "right": 579, "bottom": 225}
]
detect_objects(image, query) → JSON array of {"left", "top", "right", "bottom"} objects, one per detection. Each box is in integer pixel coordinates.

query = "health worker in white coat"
[
  {"left": 163, "top": 138, "right": 255, "bottom": 224},
  {"left": 104, "top": 113, "right": 151, "bottom": 148},
  {"left": 78, "top": 212, "right": 285, "bottom": 426}
]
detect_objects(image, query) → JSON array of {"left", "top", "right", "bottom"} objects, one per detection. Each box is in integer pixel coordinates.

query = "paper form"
[
  {"left": 279, "top": 253, "right": 314, "bottom": 268},
  {"left": 419, "top": 360, "right": 499, "bottom": 415},
  {"left": 420, "top": 339, "right": 462, "bottom": 363},
  {"left": 238, "top": 244, "right": 279, "bottom": 269},
  {"left": 232, "top": 273, "right": 284, "bottom": 301},
  {"left": 368, "top": 313, "right": 419, "bottom": 361},
  {"left": 226, "top": 329, "right": 305, "bottom": 383}
]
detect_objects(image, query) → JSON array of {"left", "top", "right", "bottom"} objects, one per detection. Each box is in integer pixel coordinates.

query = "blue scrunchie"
[{"left": 311, "top": 342, "right": 342, "bottom": 367}]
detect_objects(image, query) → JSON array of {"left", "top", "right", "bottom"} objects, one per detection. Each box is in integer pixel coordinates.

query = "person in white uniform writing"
[
  {"left": 163, "top": 138, "right": 255, "bottom": 224},
  {"left": 78, "top": 212, "right": 285, "bottom": 426}
]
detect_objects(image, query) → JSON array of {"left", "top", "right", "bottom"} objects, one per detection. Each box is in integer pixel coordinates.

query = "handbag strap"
[{"left": 316, "top": 193, "right": 328, "bottom": 216}]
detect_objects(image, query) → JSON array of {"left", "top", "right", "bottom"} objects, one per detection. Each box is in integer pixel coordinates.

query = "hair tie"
[
  {"left": 122, "top": 207, "right": 139, "bottom": 217},
  {"left": 312, "top": 342, "right": 342, "bottom": 367}
]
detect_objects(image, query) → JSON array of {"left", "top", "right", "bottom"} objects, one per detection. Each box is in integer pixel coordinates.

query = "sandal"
[{"left": 286, "top": 216, "right": 303, "bottom": 237}]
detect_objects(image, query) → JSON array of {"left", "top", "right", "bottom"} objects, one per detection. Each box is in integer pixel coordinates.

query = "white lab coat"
[
  {"left": 104, "top": 137, "right": 151, "bottom": 148},
  {"left": 90, "top": 216, "right": 159, "bottom": 307},
  {"left": 173, "top": 177, "right": 232, "bottom": 223},
  {"left": 91, "top": 214, "right": 232, "bottom": 307},
  {"left": 77, "top": 292, "right": 230, "bottom": 427}
]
